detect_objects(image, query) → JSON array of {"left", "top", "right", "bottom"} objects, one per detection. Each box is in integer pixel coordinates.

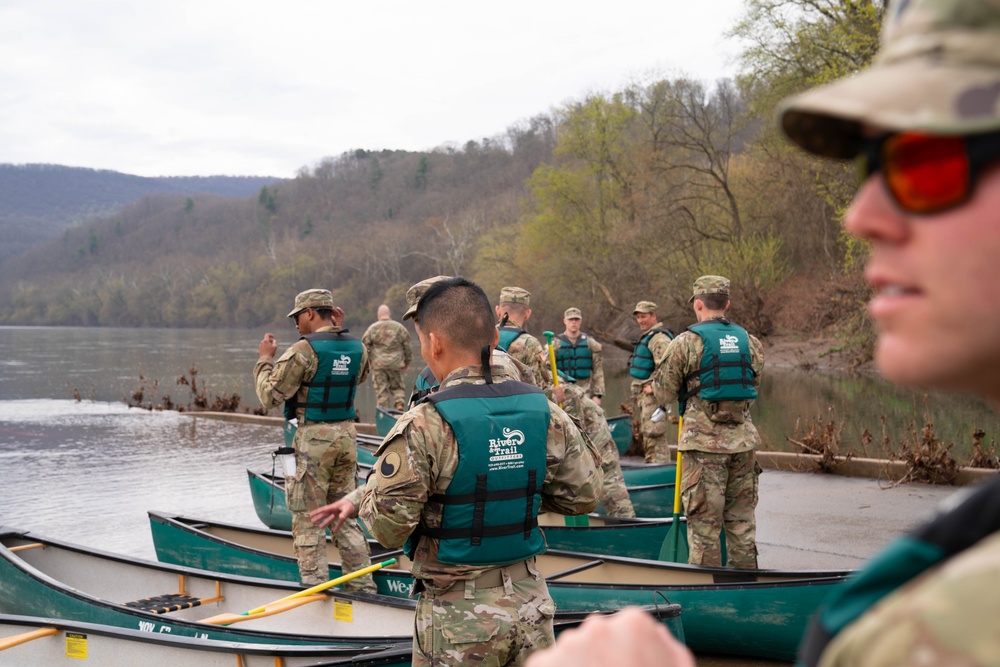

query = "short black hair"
[
  {"left": 696, "top": 293, "right": 729, "bottom": 311},
  {"left": 416, "top": 277, "right": 495, "bottom": 353}
]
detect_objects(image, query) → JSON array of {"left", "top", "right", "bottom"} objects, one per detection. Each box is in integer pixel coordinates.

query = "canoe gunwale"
[{"left": 0, "top": 613, "right": 409, "bottom": 658}]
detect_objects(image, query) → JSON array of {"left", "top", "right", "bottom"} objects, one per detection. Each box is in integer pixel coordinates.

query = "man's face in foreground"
[{"left": 846, "top": 158, "right": 1000, "bottom": 403}]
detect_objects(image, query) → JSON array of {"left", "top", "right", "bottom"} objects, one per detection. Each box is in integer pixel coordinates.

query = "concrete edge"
[
  {"left": 184, "top": 411, "right": 997, "bottom": 486},
  {"left": 182, "top": 411, "right": 379, "bottom": 437}
]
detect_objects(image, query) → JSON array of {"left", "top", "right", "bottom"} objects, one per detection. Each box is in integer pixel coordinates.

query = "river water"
[{"left": 2, "top": 324, "right": 997, "bottom": 563}]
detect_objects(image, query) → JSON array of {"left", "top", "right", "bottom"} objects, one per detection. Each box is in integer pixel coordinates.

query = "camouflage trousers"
[
  {"left": 630, "top": 387, "right": 670, "bottom": 464},
  {"left": 595, "top": 433, "right": 635, "bottom": 518},
  {"left": 413, "top": 564, "right": 555, "bottom": 667},
  {"left": 680, "top": 449, "right": 760, "bottom": 569},
  {"left": 287, "top": 423, "right": 376, "bottom": 592},
  {"left": 372, "top": 369, "right": 407, "bottom": 410}
]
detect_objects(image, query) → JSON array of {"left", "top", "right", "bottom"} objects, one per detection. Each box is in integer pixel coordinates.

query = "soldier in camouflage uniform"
[
  {"left": 254, "top": 289, "right": 376, "bottom": 592},
  {"left": 530, "top": 1, "right": 1000, "bottom": 665},
  {"left": 552, "top": 307, "right": 605, "bottom": 404},
  {"left": 547, "top": 376, "right": 634, "bottom": 518},
  {"left": 495, "top": 286, "right": 553, "bottom": 390},
  {"left": 312, "top": 277, "right": 602, "bottom": 667},
  {"left": 629, "top": 301, "right": 674, "bottom": 464},
  {"left": 362, "top": 304, "right": 412, "bottom": 410},
  {"left": 652, "top": 277, "right": 763, "bottom": 569}
]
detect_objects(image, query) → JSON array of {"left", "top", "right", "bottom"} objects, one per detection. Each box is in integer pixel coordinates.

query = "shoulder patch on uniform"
[{"left": 379, "top": 451, "right": 402, "bottom": 478}]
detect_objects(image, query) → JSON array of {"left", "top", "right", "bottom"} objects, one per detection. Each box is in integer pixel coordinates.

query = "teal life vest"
[
  {"left": 284, "top": 331, "right": 363, "bottom": 423},
  {"left": 411, "top": 381, "right": 550, "bottom": 566},
  {"left": 496, "top": 326, "right": 526, "bottom": 352},
  {"left": 555, "top": 334, "right": 593, "bottom": 379},
  {"left": 628, "top": 328, "right": 674, "bottom": 379},
  {"left": 678, "top": 319, "right": 757, "bottom": 405},
  {"left": 408, "top": 365, "right": 438, "bottom": 407}
]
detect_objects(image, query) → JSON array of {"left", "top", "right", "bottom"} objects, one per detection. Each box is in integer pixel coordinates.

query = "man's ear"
[
  {"left": 490, "top": 328, "right": 499, "bottom": 350},
  {"left": 524, "top": 307, "right": 532, "bottom": 322},
  {"left": 429, "top": 331, "right": 444, "bottom": 360}
]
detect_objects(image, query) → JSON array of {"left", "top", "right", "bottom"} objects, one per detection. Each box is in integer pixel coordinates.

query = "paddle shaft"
[
  {"left": 542, "top": 331, "right": 561, "bottom": 399},
  {"left": 672, "top": 416, "right": 683, "bottom": 514},
  {"left": 243, "top": 557, "right": 397, "bottom": 616}
]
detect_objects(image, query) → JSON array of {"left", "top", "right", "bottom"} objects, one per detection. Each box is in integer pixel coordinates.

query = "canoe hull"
[
  {"left": 0, "top": 528, "right": 415, "bottom": 648},
  {"left": 0, "top": 614, "right": 412, "bottom": 667},
  {"left": 149, "top": 512, "right": 847, "bottom": 661}
]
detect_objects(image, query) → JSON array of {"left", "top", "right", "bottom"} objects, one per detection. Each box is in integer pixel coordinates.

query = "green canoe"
[
  {"left": 0, "top": 613, "right": 413, "bottom": 667},
  {"left": 0, "top": 527, "right": 417, "bottom": 648},
  {"left": 149, "top": 511, "right": 847, "bottom": 661}
]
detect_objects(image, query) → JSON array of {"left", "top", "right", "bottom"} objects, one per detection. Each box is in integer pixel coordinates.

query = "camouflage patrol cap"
[
  {"left": 781, "top": 0, "right": 1000, "bottom": 159},
  {"left": 286, "top": 288, "right": 334, "bottom": 318},
  {"left": 690, "top": 275, "right": 731, "bottom": 303},
  {"left": 633, "top": 301, "right": 657, "bottom": 314},
  {"left": 402, "top": 275, "right": 452, "bottom": 320},
  {"left": 499, "top": 286, "right": 531, "bottom": 306},
  {"left": 564, "top": 307, "right": 582, "bottom": 319}
]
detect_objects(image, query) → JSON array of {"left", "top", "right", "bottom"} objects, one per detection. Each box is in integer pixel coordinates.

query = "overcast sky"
[{"left": 0, "top": 1, "right": 748, "bottom": 178}]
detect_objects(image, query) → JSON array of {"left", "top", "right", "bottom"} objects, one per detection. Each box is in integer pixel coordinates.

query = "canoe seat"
[{"left": 124, "top": 593, "right": 204, "bottom": 614}]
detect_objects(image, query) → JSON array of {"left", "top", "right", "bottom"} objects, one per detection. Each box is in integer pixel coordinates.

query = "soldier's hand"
[
  {"left": 525, "top": 607, "right": 693, "bottom": 667},
  {"left": 258, "top": 333, "right": 278, "bottom": 358},
  {"left": 642, "top": 383, "right": 654, "bottom": 395},
  {"left": 310, "top": 498, "right": 357, "bottom": 533},
  {"left": 592, "top": 396, "right": 602, "bottom": 406},
  {"left": 552, "top": 385, "right": 566, "bottom": 404}
]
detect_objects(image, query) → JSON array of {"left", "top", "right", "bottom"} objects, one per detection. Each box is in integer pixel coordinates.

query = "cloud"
[{"left": 0, "top": 0, "right": 746, "bottom": 177}]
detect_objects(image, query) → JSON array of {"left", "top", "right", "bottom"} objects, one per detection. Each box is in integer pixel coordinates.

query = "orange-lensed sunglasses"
[{"left": 857, "top": 130, "right": 1000, "bottom": 214}]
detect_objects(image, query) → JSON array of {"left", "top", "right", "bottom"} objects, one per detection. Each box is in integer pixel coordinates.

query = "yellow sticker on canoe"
[
  {"left": 65, "top": 632, "right": 88, "bottom": 659},
  {"left": 334, "top": 600, "right": 353, "bottom": 622}
]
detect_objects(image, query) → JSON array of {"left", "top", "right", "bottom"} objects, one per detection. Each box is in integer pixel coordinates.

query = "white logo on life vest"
[
  {"left": 719, "top": 335, "right": 740, "bottom": 354},
  {"left": 329, "top": 354, "right": 353, "bottom": 375},
  {"left": 489, "top": 427, "right": 525, "bottom": 463}
]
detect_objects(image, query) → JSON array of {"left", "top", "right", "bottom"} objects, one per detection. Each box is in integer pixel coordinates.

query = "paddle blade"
[{"left": 658, "top": 514, "right": 689, "bottom": 562}]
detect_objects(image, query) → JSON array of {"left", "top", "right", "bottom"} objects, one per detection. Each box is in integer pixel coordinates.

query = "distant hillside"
[
  {"left": 0, "top": 163, "right": 280, "bottom": 265},
  {"left": 0, "top": 122, "right": 557, "bottom": 329}
]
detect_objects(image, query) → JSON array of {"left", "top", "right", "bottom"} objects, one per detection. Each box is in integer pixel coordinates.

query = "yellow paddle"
[
  {"left": 659, "top": 415, "right": 688, "bottom": 562},
  {"left": 201, "top": 557, "right": 396, "bottom": 626}
]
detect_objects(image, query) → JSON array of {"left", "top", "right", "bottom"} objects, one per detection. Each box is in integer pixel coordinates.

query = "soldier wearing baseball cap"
[
  {"left": 628, "top": 300, "right": 675, "bottom": 464},
  {"left": 778, "top": 2, "right": 1000, "bottom": 666},
  {"left": 254, "top": 289, "right": 375, "bottom": 594},
  {"left": 652, "top": 275, "right": 763, "bottom": 571},
  {"left": 688, "top": 275, "right": 730, "bottom": 303},
  {"left": 495, "top": 285, "right": 552, "bottom": 390},
  {"left": 286, "top": 288, "right": 335, "bottom": 318},
  {"left": 553, "top": 306, "right": 605, "bottom": 404}
]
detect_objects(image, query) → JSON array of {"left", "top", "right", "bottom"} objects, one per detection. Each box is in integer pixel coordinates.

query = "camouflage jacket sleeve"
[
  {"left": 523, "top": 335, "right": 554, "bottom": 390},
  {"left": 358, "top": 408, "right": 436, "bottom": 550},
  {"left": 401, "top": 323, "right": 413, "bottom": 367},
  {"left": 651, "top": 333, "right": 695, "bottom": 410},
  {"left": 540, "top": 402, "right": 603, "bottom": 515},
  {"left": 588, "top": 337, "right": 605, "bottom": 396},
  {"left": 253, "top": 340, "right": 314, "bottom": 410}
]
